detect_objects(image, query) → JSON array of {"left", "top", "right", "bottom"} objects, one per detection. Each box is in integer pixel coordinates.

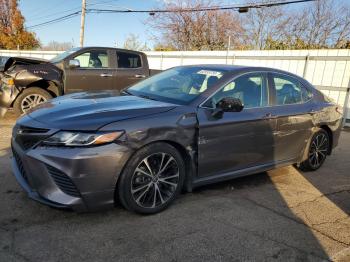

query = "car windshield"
[
  {"left": 50, "top": 47, "right": 81, "bottom": 63},
  {"left": 127, "top": 67, "right": 226, "bottom": 105}
]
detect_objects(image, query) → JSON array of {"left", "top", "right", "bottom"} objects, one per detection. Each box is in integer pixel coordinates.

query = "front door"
[
  {"left": 197, "top": 72, "right": 277, "bottom": 178},
  {"left": 64, "top": 49, "right": 114, "bottom": 93}
]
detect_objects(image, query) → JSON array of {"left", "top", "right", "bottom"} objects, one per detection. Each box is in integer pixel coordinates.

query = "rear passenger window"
[
  {"left": 272, "top": 75, "right": 302, "bottom": 105},
  {"left": 117, "top": 52, "right": 141, "bottom": 68},
  {"left": 301, "top": 85, "right": 313, "bottom": 102}
]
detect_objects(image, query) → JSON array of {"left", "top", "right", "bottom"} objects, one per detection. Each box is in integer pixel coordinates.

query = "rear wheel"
[
  {"left": 299, "top": 129, "right": 330, "bottom": 171},
  {"left": 13, "top": 87, "right": 52, "bottom": 116},
  {"left": 118, "top": 143, "right": 185, "bottom": 214}
]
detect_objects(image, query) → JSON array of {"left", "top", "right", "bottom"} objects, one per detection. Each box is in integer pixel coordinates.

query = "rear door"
[
  {"left": 197, "top": 72, "right": 278, "bottom": 178},
  {"left": 267, "top": 72, "right": 314, "bottom": 162},
  {"left": 64, "top": 49, "right": 114, "bottom": 93},
  {"left": 113, "top": 51, "right": 148, "bottom": 90}
]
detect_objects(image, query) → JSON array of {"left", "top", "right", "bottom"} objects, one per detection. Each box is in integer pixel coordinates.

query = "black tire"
[
  {"left": 118, "top": 142, "right": 185, "bottom": 214},
  {"left": 299, "top": 129, "right": 330, "bottom": 171},
  {"left": 13, "top": 87, "right": 52, "bottom": 116}
]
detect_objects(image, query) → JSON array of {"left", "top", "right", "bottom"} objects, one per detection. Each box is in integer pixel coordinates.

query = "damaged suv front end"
[{"left": 0, "top": 57, "right": 63, "bottom": 117}]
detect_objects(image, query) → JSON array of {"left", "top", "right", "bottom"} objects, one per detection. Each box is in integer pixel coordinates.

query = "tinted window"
[
  {"left": 207, "top": 73, "right": 268, "bottom": 109},
  {"left": 117, "top": 52, "right": 141, "bottom": 68},
  {"left": 74, "top": 51, "right": 109, "bottom": 68},
  {"left": 272, "top": 74, "right": 302, "bottom": 105},
  {"left": 128, "top": 67, "right": 226, "bottom": 105}
]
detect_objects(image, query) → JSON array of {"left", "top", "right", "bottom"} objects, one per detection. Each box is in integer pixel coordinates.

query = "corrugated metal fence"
[{"left": 1, "top": 49, "right": 350, "bottom": 125}]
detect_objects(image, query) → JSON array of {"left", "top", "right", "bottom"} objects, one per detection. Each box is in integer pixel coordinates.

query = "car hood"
[
  {"left": 3, "top": 57, "right": 49, "bottom": 72},
  {"left": 22, "top": 91, "right": 177, "bottom": 130}
]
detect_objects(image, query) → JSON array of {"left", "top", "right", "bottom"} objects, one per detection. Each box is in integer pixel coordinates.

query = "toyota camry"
[{"left": 11, "top": 65, "right": 342, "bottom": 214}]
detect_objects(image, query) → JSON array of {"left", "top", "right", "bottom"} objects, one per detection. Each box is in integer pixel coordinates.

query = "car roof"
[
  {"left": 176, "top": 64, "right": 305, "bottom": 80},
  {"left": 77, "top": 46, "right": 145, "bottom": 55}
]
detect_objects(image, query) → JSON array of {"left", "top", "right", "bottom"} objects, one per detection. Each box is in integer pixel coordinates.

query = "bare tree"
[
  {"left": 40, "top": 41, "right": 74, "bottom": 51},
  {"left": 123, "top": 33, "right": 150, "bottom": 51},
  {"left": 242, "top": 0, "right": 350, "bottom": 49},
  {"left": 240, "top": 2, "right": 288, "bottom": 50},
  {"left": 289, "top": 0, "right": 350, "bottom": 48},
  {"left": 146, "top": 0, "right": 245, "bottom": 51}
]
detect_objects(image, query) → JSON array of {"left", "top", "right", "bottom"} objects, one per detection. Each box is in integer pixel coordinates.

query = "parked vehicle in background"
[
  {"left": 11, "top": 65, "right": 342, "bottom": 214},
  {"left": 0, "top": 56, "right": 9, "bottom": 71},
  {"left": 0, "top": 47, "right": 159, "bottom": 116}
]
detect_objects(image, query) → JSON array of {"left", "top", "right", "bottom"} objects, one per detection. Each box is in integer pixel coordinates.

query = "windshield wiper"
[
  {"left": 137, "top": 94, "right": 158, "bottom": 101},
  {"left": 121, "top": 89, "right": 133, "bottom": 95}
]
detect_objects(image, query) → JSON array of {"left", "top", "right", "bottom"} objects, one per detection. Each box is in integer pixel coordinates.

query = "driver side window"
[
  {"left": 207, "top": 73, "right": 268, "bottom": 109},
  {"left": 74, "top": 50, "right": 109, "bottom": 68}
]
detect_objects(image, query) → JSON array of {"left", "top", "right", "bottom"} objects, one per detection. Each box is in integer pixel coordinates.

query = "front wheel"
[
  {"left": 13, "top": 87, "right": 52, "bottom": 116},
  {"left": 299, "top": 129, "right": 330, "bottom": 171},
  {"left": 117, "top": 143, "right": 185, "bottom": 214}
]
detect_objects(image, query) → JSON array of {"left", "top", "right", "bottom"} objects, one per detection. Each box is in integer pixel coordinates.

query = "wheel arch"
[
  {"left": 11, "top": 80, "right": 61, "bottom": 107},
  {"left": 114, "top": 139, "right": 195, "bottom": 205},
  {"left": 319, "top": 125, "right": 333, "bottom": 155}
]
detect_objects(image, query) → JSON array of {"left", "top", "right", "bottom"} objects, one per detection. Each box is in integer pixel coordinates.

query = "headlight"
[{"left": 41, "top": 131, "right": 124, "bottom": 147}]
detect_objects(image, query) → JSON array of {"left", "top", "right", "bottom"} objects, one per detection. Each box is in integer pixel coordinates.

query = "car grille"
[
  {"left": 13, "top": 125, "right": 50, "bottom": 151},
  {"left": 46, "top": 165, "right": 81, "bottom": 198},
  {"left": 12, "top": 147, "right": 29, "bottom": 184}
]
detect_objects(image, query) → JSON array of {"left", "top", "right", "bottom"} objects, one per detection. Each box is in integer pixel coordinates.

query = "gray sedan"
[{"left": 11, "top": 65, "right": 342, "bottom": 214}]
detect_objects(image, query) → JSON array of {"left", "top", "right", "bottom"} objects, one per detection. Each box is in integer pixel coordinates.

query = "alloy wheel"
[
  {"left": 308, "top": 132, "right": 329, "bottom": 169},
  {"left": 131, "top": 152, "right": 180, "bottom": 209},
  {"left": 21, "top": 94, "right": 47, "bottom": 112}
]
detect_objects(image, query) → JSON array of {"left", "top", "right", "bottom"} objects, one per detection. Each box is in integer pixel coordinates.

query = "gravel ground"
[{"left": 0, "top": 112, "right": 349, "bottom": 262}]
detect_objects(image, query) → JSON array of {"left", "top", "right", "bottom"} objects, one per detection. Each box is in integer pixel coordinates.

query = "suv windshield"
[
  {"left": 50, "top": 47, "right": 81, "bottom": 63},
  {"left": 127, "top": 67, "right": 226, "bottom": 105}
]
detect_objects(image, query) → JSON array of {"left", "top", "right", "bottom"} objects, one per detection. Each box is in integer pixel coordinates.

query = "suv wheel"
[
  {"left": 118, "top": 143, "right": 185, "bottom": 214},
  {"left": 13, "top": 87, "right": 52, "bottom": 116}
]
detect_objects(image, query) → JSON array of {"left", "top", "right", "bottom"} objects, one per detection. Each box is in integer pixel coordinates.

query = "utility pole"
[{"left": 79, "top": 0, "right": 86, "bottom": 47}]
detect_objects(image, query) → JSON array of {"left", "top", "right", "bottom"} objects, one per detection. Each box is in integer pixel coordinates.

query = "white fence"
[{"left": 1, "top": 49, "right": 350, "bottom": 125}]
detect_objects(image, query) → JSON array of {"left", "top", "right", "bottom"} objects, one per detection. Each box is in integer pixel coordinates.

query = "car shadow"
[{"left": 300, "top": 131, "right": 350, "bottom": 216}]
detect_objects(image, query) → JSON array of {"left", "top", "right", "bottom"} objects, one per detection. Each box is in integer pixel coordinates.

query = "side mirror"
[
  {"left": 68, "top": 59, "right": 80, "bottom": 69},
  {"left": 212, "top": 97, "right": 244, "bottom": 118},
  {"left": 217, "top": 97, "right": 244, "bottom": 112}
]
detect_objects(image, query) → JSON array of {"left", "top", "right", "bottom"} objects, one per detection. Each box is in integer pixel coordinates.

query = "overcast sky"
[{"left": 19, "top": 0, "right": 348, "bottom": 48}]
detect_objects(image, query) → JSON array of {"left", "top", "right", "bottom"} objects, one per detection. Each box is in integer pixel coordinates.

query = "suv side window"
[
  {"left": 272, "top": 74, "right": 304, "bottom": 105},
  {"left": 117, "top": 52, "right": 141, "bottom": 68},
  {"left": 74, "top": 50, "right": 109, "bottom": 68},
  {"left": 206, "top": 73, "right": 268, "bottom": 109}
]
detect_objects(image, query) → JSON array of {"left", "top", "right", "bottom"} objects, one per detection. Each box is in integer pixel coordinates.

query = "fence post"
[
  {"left": 303, "top": 54, "right": 310, "bottom": 78},
  {"left": 342, "top": 86, "right": 350, "bottom": 127},
  {"left": 160, "top": 54, "right": 164, "bottom": 70},
  {"left": 232, "top": 54, "right": 236, "bottom": 65}
]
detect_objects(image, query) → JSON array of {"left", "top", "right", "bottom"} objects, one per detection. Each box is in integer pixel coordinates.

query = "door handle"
[
  {"left": 100, "top": 73, "right": 112, "bottom": 77},
  {"left": 262, "top": 113, "right": 278, "bottom": 119},
  {"left": 310, "top": 109, "right": 317, "bottom": 115},
  {"left": 134, "top": 74, "right": 146, "bottom": 78}
]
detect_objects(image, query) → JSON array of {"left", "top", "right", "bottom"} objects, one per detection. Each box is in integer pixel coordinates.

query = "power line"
[
  {"left": 26, "top": 12, "right": 81, "bottom": 29},
  {"left": 88, "top": 0, "right": 317, "bottom": 13},
  {"left": 26, "top": 0, "right": 317, "bottom": 29}
]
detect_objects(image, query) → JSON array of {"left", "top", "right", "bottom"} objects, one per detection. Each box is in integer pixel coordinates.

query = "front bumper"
[
  {"left": 11, "top": 138, "right": 132, "bottom": 212},
  {"left": 0, "top": 81, "right": 18, "bottom": 116}
]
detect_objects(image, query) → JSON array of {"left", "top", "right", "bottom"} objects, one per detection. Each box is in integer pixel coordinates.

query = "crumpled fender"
[
  {"left": 6, "top": 63, "right": 62, "bottom": 87},
  {"left": 0, "top": 57, "right": 63, "bottom": 116}
]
